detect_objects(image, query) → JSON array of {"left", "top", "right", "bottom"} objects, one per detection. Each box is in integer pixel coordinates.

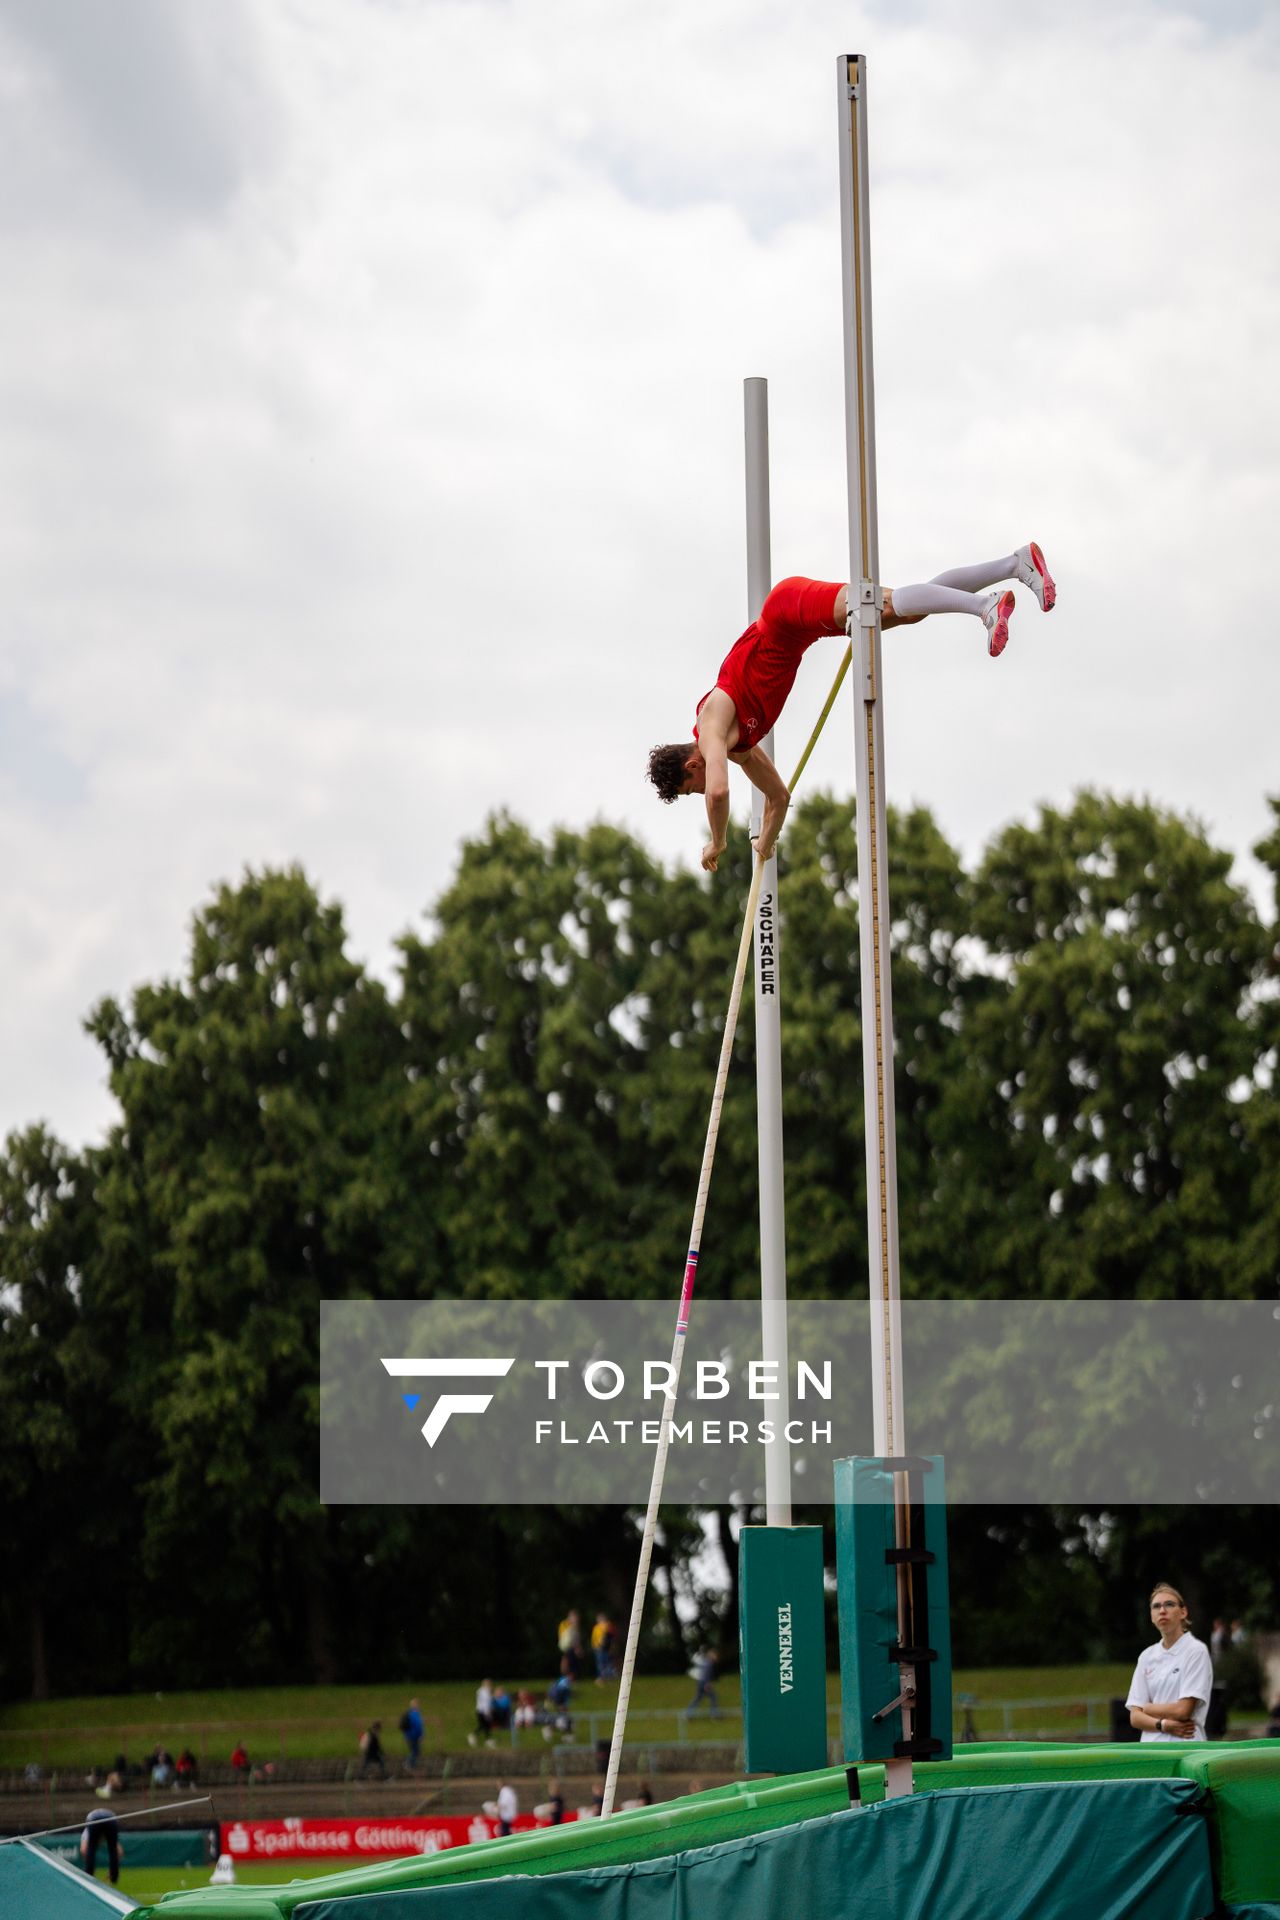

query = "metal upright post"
[
  {"left": 744, "top": 376, "right": 793, "bottom": 1528},
  {"left": 836, "top": 52, "right": 913, "bottom": 1798}
]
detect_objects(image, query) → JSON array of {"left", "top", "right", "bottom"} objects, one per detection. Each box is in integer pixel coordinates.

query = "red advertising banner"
[{"left": 222, "top": 1814, "right": 581, "bottom": 1861}]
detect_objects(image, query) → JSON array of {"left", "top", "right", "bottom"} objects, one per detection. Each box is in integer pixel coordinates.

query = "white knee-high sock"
[
  {"left": 930, "top": 553, "right": 1018, "bottom": 592},
  {"left": 890, "top": 554, "right": 1018, "bottom": 621},
  {"left": 891, "top": 580, "right": 992, "bottom": 620}
]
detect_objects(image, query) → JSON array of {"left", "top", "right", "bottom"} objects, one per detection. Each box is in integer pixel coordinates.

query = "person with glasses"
[{"left": 1126, "top": 1583, "right": 1212, "bottom": 1740}]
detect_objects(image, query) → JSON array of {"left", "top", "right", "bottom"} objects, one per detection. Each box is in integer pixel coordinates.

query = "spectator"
[
  {"left": 175, "top": 1748, "right": 198, "bottom": 1790},
  {"left": 80, "top": 1808, "right": 122, "bottom": 1884},
  {"left": 590, "top": 1779, "right": 605, "bottom": 1817},
  {"left": 1210, "top": 1618, "right": 1228, "bottom": 1660},
  {"left": 1266, "top": 1698, "right": 1280, "bottom": 1739},
  {"left": 536, "top": 1778, "right": 565, "bottom": 1825},
  {"left": 542, "top": 1673, "right": 573, "bottom": 1741},
  {"left": 469, "top": 1678, "right": 496, "bottom": 1748},
  {"left": 399, "top": 1698, "right": 424, "bottom": 1770},
  {"left": 687, "top": 1649, "right": 720, "bottom": 1716},
  {"left": 1126, "top": 1582, "right": 1212, "bottom": 1741},
  {"left": 491, "top": 1684, "right": 513, "bottom": 1731},
  {"left": 514, "top": 1689, "right": 538, "bottom": 1729},
  {"left": 150, "top": 1745, "right": 175, "bottom": 1789},
  {"left": 591, "top": 1612, "right": 618, "bottom": 1684},
  {"left": 557, "top": 1610, "right": 583, "bottom": 1680},
  {"left": 358, "top": 1721, "right": 388, "bottom": 1780},
  {"left": 230, "top": 1741, "right": 250, "bottom": 1783},
  {"left": 636, "top": 1782, "right": 653, "bottom": 1806},
  {"left": 496, "top": 1780, "right": 518, "bottom": 1837},
  {"left": 1230, "top": 1618, "right": 1248, "bottom": 1647}
]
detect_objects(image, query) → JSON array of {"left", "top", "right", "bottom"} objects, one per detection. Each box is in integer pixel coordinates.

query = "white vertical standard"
[
  {"left": 744, "top": 376, "right": 792, "bottom": 1528},
  {"left": 836, "top": 52, "right": 914, "bottom": 1798}
]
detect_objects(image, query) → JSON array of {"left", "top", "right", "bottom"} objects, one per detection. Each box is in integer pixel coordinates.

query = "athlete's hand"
[{"left": 701, "top": 841, "right": 723, "bottom": 873}]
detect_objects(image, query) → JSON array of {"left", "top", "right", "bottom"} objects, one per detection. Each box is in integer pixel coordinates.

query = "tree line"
[{"left": 2, "top": 788, "right": 1278, "bottom": 1702}]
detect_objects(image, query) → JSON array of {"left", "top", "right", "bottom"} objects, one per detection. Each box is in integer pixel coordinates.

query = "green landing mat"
[
  {"left": 135, "top": 1741, "right": 1280, "bottom": 1918},
  {"left": 292, "top": 1779, "right": 1213, "bottom": 1920},
  {"left": 0, "top": 1839, "right": 137, "bottom": 1915},
  {"left": 1174, "top": 1747, "right": 1280, "bottom": 1906}
]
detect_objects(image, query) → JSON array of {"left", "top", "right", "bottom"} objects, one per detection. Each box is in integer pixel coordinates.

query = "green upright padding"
[
  {"left": 738, "top": 1524, "right": 828, "bottom": 1775},
  {"left": 834, "top": 1454, "right": 952, "bottom": 1763},
  {"left": 290, "top": 1778, "right": 1213, "bottom": 1920},
  {"left": 1175, "top": 1746, "right": 1280, "bottom": 1907}
]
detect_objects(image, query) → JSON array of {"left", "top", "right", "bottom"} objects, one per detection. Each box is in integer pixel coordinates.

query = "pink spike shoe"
[
  {"left": 1015, "top": 541, "right": 1056, "bottom": 612},
  {"left": 983, "top": 589, "right": 1015, "bottom": 658}
]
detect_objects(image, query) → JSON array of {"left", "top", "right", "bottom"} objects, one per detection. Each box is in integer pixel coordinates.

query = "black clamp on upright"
[{"left": 877, "top": 1454, "right": 941, "bottom": 1761}]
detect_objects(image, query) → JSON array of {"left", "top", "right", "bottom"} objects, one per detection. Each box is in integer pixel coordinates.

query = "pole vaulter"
[{"left": 647, "top": 534, "right": 1054, "bottom": 858}]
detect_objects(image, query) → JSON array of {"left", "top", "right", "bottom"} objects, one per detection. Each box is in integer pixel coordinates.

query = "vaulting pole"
[
  {"left": 836, "top": 51, "right": 913, "bottom": 1798},
  {"left": 600, "top": 852, "right": 766, "bottom": 1822},
  {"left": 744, "top": 376, "right": 793, "bottom": 1527}
]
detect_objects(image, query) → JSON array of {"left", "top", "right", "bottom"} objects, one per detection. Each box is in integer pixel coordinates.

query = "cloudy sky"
[{"left": 2, "top": 0, "right": 1277, "bottom": 1149}]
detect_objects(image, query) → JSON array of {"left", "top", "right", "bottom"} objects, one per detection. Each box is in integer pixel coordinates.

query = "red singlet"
[{"left": 694, "top": 577, "right": 844, "bottom": 751}]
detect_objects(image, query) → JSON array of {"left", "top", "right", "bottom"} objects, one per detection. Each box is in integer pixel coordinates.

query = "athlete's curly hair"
[{"left": 647, "top": 742, "right": 696, "bottom": 803}]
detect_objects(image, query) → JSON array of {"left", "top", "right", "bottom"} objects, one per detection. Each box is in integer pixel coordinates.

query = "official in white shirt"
[{"left": 1126, "top": 1583, "right": 1213, "bottom": 1740}]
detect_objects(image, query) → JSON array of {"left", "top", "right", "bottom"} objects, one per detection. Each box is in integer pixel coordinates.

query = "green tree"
[
  {"left": 966, "top": 791, "right": 1266, "bottom": 1298},
  {"left": 1239, "top": 796, "right": 1280, "bottom": 1302},
  {"left": 396, "top": 813, "right": 718, "bottom": 1301},
  {"left": 6, "top": 790, "right": 1277, "bottom": 1697},
  {"left": 85, "top": 867, "right": 405, "bottom": 1684},
  {"left": 0, "top": 1127, "right": 100, "bottom": 1697}
]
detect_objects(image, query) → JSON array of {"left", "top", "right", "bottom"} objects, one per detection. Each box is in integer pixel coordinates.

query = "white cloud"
[{"left": 0, "top": 0, "right": 1276, "bottom": 1145}]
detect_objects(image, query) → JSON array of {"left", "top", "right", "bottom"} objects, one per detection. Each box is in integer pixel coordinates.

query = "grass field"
[
  {"left": 90, "top": 1860, "right": 343, "bottom": 1903},
  {"left": 0, "top": 1667, "right": 1150, "bottom": 1773}
]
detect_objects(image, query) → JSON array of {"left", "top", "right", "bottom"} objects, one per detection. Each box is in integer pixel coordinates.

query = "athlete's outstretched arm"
[
  {"left": 697, "top": 713, "right": 732, "bottom": 874},
  {"left": 735, "top": 746, "right": 790, "bottom": 862}
]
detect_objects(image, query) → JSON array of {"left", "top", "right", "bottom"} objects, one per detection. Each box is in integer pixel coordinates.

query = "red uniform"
[{"left": 694, "top": 577, "right": 844, "bottom": 751}]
